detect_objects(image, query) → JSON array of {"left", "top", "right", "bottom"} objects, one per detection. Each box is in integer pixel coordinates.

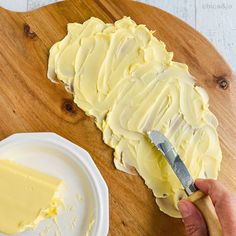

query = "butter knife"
[{"left": 147, "top": 130, "right": 222, "bottom": 236}]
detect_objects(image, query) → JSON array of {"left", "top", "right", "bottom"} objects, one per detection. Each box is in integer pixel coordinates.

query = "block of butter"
[{"left": 0, "top": 160, "right": 62, "bottom": 235}]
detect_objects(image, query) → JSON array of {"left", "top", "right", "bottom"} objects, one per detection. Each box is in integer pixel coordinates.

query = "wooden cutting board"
[{"left": 0, "top": 0, "right": 236, "bottom": 235}]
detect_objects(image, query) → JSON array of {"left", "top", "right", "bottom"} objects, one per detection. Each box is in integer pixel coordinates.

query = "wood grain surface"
[{"left": 0, "top": 0, "right": 236, "bottom": 235}]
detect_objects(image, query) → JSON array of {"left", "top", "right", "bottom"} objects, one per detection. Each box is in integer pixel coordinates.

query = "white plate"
[{"left": 0, "top": 132, "right": 109, "bottom": 236}]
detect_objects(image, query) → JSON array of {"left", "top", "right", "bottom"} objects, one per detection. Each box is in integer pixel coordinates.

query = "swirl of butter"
[{"left": 48, "top": 17, "right": 222, "bottom": 218}]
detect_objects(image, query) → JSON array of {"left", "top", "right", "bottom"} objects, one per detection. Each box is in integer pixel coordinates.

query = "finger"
[
  {"left": 195, "top": 179, "right": 230, "bottom": 205},
  {"left": 196, "top": 179, "right": 236, "bottom": 235},
  {"left": 178, "top": 199, "right": 208, "bottom": 236}
]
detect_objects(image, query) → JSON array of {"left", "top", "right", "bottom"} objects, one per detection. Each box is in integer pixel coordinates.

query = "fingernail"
[
  {"left": 178, "top": 201, "right": 191, "bottom": 218},
  {"left": 195, "top": 178, "right": 204, "bottom": 183}
]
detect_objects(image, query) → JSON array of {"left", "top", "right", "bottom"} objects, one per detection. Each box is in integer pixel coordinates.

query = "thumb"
[{"left": 178, "top": 200, "right": 208, "bottom": 236}]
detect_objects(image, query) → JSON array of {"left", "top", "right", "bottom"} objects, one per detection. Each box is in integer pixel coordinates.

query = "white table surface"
[{"left": 0, "top": 0, "right": 235, "bottom": 72}]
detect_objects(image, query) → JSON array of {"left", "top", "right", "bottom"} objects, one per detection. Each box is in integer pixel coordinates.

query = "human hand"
[{"left": 178, "top": 179, "right": 236, "bottom": 236}]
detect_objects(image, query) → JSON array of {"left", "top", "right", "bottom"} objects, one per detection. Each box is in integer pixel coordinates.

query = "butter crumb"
[
  {"left": 71, "top": 216, "right": 79, "bottom": 230},
  {"left": 76, "top": 193, "right": 83, "bottom": 201},
  {"left": 86, "top": 219, "right": 95, "bottom": 236}
]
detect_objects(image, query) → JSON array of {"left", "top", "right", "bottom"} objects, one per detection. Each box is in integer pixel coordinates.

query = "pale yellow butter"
[
  {"left": 0, "top": 160, "right": 62, "bottom": 234},
  {"left": 48, "top": 17, "right": 222, "bottom": 217}
]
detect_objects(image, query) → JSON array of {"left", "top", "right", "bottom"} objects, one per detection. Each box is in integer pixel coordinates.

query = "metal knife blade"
[{"left": 147, "top": 130, "right": 197, "bottom": 196}]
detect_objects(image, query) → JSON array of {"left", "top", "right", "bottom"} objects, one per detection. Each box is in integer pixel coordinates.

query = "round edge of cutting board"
[
  {"left": 10, "top": 0, "right": 235, "bottom": 110},
  {"left": 132, "top": 0, "right": 236, "bottom": 100},
  {"left": 1, "top": 0, "right": 236, "bottom": 235},
  {"left": 1, "top": 0, "right": 234, "bottom": 100},
  {"left": 0, "top": 132, "right": 109, "bottom": 236}
]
